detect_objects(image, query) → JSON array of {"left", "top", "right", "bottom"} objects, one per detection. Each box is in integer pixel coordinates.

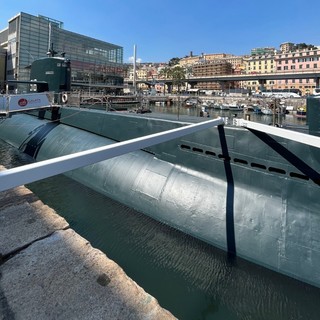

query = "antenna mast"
[{"left": 133, "top": 45, "right": 137, "bottom": 94}]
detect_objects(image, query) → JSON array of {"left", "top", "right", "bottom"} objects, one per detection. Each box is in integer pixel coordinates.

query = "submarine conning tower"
[
  {"left": 29, "top": 53, "right": 71, "bottom": 102},
  {"left": 29, "top": 49, "right": 71, "bottom": 119}
]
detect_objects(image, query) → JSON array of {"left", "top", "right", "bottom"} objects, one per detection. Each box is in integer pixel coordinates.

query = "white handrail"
[
  {"left": 233, "top": 118, "right": 320, "bottom": 148},
  {"left": 0, "top": 117, "right": 224, "bottom": 192}
]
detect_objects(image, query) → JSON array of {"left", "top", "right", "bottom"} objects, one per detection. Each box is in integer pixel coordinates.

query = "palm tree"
[
  {"left": 170, "top": 66, "right": 186, "bottom": 93},
  {"left": 158, "top": 67, "right": 172, "bottom": 79},
  {"left": 159, "top": 66, "right": 186, "bottom": 93}
]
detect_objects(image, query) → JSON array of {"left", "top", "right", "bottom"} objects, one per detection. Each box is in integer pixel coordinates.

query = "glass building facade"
[{"left": 0, "top": 12, "right": 124, "bottom": 89}]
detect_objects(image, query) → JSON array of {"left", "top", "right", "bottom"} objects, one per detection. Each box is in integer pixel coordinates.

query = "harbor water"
[{"left": 1, "top": 106, "right": 320, "bottom": 320}]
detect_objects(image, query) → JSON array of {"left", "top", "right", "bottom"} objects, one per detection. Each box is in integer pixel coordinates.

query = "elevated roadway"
[{"left": 127, "top": 70, "right": 320, "bottom": 89}]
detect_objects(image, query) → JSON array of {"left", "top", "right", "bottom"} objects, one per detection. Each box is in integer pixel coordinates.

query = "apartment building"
[
  {"left": 280, "top": 42, "right": 295, "bottom": 53},
  {"left": 192, "top": 60, "right": 233, "bottom": 90},
  {"left": 273, "top": 48, "right": 320, "bottom": 94},
  {"left": 244, "top": 54, "right": 276, "bottom": 92},
  {"left": 179, "top": 52, "right": 233, "bottom": 68},
  {"left": 251, "top": 47, "right": 276, "bottom": 56}
]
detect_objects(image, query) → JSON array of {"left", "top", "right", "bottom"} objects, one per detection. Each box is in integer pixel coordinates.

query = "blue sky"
[{"left": 1, "top": 0, "right": 320, "bottom": 63}]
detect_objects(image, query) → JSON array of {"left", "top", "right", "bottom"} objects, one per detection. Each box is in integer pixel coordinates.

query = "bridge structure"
[{"left": 126, "top": 70, "right": 320, "bottom": 92}]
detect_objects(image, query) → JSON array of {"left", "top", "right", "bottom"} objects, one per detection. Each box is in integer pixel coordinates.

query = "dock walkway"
[{"left": 0, "top": 165, "right": 176, "bottom": 320}]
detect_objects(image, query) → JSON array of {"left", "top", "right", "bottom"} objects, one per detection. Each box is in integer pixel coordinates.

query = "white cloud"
[{"left": 128, "top": 56, "right": 142, "bottom": 63}]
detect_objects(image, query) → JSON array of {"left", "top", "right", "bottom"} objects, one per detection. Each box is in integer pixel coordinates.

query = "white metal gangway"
[
  {"left": 233, "top": 118, "right": 320, "bottom": 149},
  {"left": 0, "top": 92, "right": 53, "bottom": 117},
  {"left": 0, "top": 117, "right": 225, "bottom": 192}
]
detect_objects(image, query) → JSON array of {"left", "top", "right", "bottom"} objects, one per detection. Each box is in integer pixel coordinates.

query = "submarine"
[{"left": 1, "top": 56, "right": 320, "bottom": 289}]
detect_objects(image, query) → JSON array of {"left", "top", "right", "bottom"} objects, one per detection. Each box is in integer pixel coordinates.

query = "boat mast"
[{"left": 133, "top": 44, "right": 137, "bottom": 95}]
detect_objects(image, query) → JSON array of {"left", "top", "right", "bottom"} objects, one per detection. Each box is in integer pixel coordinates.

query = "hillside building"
[
  {"left": 274, "top": 47, "right": 320, "bottom": 94},
  {"left": 244, "top": 54, "right": 275, "bottom": 92},
  {"left": 251, "top": 47, "right": 276, "bottom": 56},
  {"left": 192, "top": 60, "right": 233, "bottom": 90},
  {"left": 280, "top": 42, "right": 295, "bottom": 53}
]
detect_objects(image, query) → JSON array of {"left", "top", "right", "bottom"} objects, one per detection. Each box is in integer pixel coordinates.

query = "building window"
[
  {"left": 314, "top": 63, "right": 318, "bottom": 68},
  {"left": 306, "top": 64, "right": 310, "bottom": 68},
  {"left": 291, "top": 65, "right": 296, "bottom": 69},
  {"left": 299, "top": 65, "right": 303, "bottom": 69}
]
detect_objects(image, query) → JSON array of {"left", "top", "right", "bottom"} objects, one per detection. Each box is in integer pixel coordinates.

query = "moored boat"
[
  {"left": 260, "top": 106, "right": 273, "bottom": 115},
  {"left": 212, "top": 102, "right": 221, "bottom": 109},
  {"left": 228, "top": 103, "right": 244, "bottom": 111},
  {"left": 220, "top": 104, "right": 230, "bottom": 110},
  {"left": 295, "top": 106, "right": 307, "bottom": 118},
  {"left": 261, "top": 101, "right": 287, "bottom": 115},
  {"left": 184, "top": 98, "right": 198, "bottom": 108},
  {"left": 244, "top": 104, "right": 261, "bottom": 113}
]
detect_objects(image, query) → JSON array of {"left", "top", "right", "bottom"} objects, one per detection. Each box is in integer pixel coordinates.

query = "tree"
[
  {"left": 168, "top": 57, "right": 181, "bottom": 67},
  {"left": 170, "top": 66, "right": 185, "bottom": 81},
  {"left": 169, "top": 66, "right": 186, "bottom": 93},
  {"left": 293, "top": 43, "right": 316, "bottom": 51},
  {"left": 158, "top": 65, "right": 186, "bottom": 93},
  {"left": 158, "top": 66, "right": 172, "bottom": 79}
]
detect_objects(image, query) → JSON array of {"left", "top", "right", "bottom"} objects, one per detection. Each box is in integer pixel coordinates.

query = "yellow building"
[
  {"left": 280, "top": 42, "right": 294, "bottom": 53},
  {"left": 244, "top": 54, "right": 276, "bottom": 91},
  {"left": 179, "top": 52, "right": 233, "bottom": 67}
]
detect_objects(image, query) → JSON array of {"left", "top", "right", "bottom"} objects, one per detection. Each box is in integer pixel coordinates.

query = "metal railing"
[{"left": 0, "top": 117, "right": 225, "bottom": 192}]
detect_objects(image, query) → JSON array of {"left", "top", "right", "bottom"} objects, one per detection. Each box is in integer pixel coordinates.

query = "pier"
[{"left": 0, "top": 165, "right": 176, "bottom": 319}]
